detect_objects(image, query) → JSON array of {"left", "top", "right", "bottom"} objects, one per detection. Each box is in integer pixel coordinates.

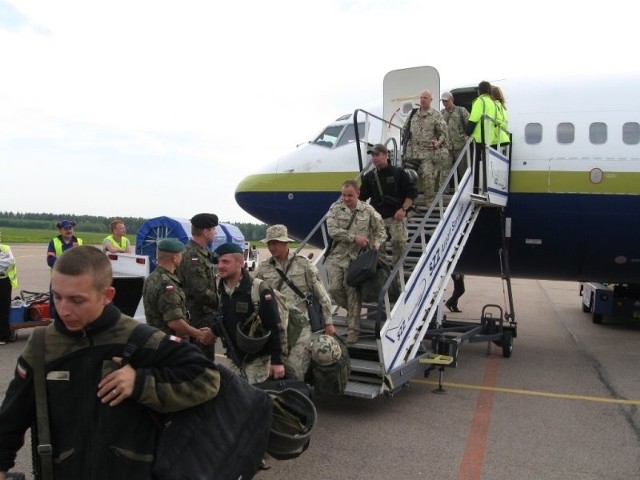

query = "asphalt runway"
[{"left": 2, "top": 244, "right": 640, "bottom": 479}]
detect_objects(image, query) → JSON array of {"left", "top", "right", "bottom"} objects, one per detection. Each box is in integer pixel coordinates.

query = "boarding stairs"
[{"left": 307, "top": 138, "right": 510, "bottom": 399}]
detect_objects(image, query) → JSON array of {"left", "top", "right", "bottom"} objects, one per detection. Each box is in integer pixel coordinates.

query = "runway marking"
[
  {"left": 412, "top": 378, "right": 640, "bottom": 406},
  {"left": 456, "top": 352, "right": 500, "bottom": 480}
]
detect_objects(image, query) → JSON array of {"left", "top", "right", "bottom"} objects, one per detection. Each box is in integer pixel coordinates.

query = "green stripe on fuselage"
[
  {"left": 236, "top": 170, "right": 640, "bottom": 195},
  {"left": 510, "top": 171, "right": 640, "bottom": 194}
]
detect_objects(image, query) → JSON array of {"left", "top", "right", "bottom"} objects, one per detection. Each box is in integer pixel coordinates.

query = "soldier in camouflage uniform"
[
  {"left": 143, "top": 238, "right": 215, "bottom": 345},
  {"left": 256, "top": 224, "right": 334, "bottom": 379},
  {"left": 441, "top": 91, "right": 470, "bottom": 181},
  {"left": 403, "top": 89, "right": 450, "bottom": 204},
  {"left": 176, "top": 213, "right": 219, "bottom": 360},
  {"left": 0, "top": 246, "right": 220, "bottom": 479},
  {"left": 360, "top": 144, "right": 417, "bottom": 266},
  {"left": 325, "top": 180, "right": 386, "bottom": 344}
]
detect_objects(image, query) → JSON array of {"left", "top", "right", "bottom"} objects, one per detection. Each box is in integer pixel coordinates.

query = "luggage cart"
[{"left": 8, "top": 290, "right": 52, "bottom": 341}]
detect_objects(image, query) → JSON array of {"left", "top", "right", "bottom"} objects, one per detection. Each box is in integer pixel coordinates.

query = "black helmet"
[
  {"left": 405, "top": 168, "right": 418, "bottom": 185},
  {"left": 236, "top": 322, "right": 271, "bottom": 353},
  {"left": 264, "top": 388, "right": 317, "bottom": 460}
]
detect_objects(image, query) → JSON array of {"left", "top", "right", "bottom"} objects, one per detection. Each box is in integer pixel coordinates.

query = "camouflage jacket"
[
  {"left": 326, "top": 200, "right": 386, "bottom": 267},
  {"left": 0, "top": 306, "right": 220, "bottom": 477},
  {"left": 176, "top": 239, "right": 218, "bottom": 326},
  {"left": 256, "top": 250, "right": 334, "bottom": 325},
  {"left": 403, "top": 107, "right": 448, "bottom": 159},
  {"left": 142, "top": 266, "right": 188, "bottom": 334},
  {"left": 441, "top": 105, "right": 470, "bottom": 151}
]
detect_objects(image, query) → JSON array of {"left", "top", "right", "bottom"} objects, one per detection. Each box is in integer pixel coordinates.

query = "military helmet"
[
  {"left": 405, "top": 168, "right": 418, "bottom": 185},
  {"left": 264, "top": 388, "right": 317, "bottom": 460},
  {"left": 236, "top": 322, "right": 271, "bottom": 353},
  {"left": 311, "top": 335, "right": 342, "bottom": 366}
]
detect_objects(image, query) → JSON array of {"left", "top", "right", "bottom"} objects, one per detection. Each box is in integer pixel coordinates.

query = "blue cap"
[
  {"left": 56, "top": 220, "right": 76, "bottom": 229},
  {"left": 157, "top": 238, "right": 185, "bottom": 253},
  {"left": 213, "top": 242, "right": 243, "bottom": 257}
]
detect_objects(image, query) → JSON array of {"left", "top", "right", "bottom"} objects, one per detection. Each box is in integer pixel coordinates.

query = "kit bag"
[
  {"left": 123, "top": 324, "right": 273, "bottom": 480},
  {"left": 359, "top": 259, "right": 400, "bottom": 304},
  {"left": 307, "top": 335, "right": 351, "bottom": 395},
  {"left": 346, "top": 248, "right": 378, "bottom": 288}
]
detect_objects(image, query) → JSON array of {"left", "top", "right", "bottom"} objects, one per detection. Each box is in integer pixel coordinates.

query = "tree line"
[{"left": 0, "top": 212, "right": 269, "bottom": 242}]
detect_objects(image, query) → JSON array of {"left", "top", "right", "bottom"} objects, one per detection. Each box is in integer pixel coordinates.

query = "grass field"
[{"left": 0, "top": 227, "right": 114, "bottom": 244}]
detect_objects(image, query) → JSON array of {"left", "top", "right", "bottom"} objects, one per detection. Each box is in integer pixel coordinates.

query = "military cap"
[
  {"left": 213, "top": 242, "right": 243, "bottom": 257},
  {"left": 56, "top": 219, "right": 76, "bottom": 229},
  {"left": 440, "top": 91, "right": 453, "bottom": 101},
  {"left": 157, "top": 238, "right": 185, "bottom": 253},
  {"left": 311, "top": 335, "right": 342, "bottom": 366},
  {"left": 261, "top": 224, "right": 294, "bottom": 243},
  {"left": 367, "top": 144, "right": 388, "bottom": 155},
  {"left": 190, "top": 213, "right": 218, "bottom": 228}
]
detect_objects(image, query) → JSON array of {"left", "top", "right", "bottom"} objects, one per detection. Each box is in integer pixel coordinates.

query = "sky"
[{"left": 1, "top": 0, "right": 637, "bottom": 224}]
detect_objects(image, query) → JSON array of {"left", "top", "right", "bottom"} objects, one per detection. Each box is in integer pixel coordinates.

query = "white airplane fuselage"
[{"left": 236, "top": 71, "right": 640, "bottom": 283}]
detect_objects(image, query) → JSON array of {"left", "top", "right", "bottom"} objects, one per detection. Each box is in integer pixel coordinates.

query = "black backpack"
[{"left": 124, "top": 324, "right": 273, "bottom": 480}]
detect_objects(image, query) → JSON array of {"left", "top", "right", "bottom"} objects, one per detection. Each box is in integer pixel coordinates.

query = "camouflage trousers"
[
  {"left": 449, "top": 147, "right": 467, "bottom": 184},
  {"left": 421, "top": 149, "right": 451, "bottom": 203},
  {"left": 381, "top": 217, "right": 408, "bottom": 266},
  {"left": 325, "top": 260, "right": 361, "bottom": 334},
  {"left": 283, "top": 323, "right": 312, "bottom": 380},
  {"left": 229, "top": 355, "right": 271, "bottom": 385},
  {"left": 189, "top": 312, "right": 215, "bottom": 360}
]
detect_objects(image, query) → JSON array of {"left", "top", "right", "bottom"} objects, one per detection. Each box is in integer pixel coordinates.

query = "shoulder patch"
[
  {"left": 16, "top": 361, "right": 27, "bottom": 379},
  {"left": 165, "top": 285, "right": 175, "bottom": 292},
  {"left": 168, "top": 335, "right": 182, "bottom": 343},
  {"left": 264, "top": 293, "right": 273, "bottom": 301},
  {"left": 190, "top": 257, "right": 200, "bottom": 263}
]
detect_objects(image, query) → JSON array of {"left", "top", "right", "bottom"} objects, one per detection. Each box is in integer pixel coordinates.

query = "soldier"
[
  {"left": 360, "top": 144, "right": 417, "bottom": 265},
  {"left": 215, "top": 242, "right": 285, "bottom": 384},
  {"left": 143, "top": 238, "right": 215, "bottom": 344},
  {"left": 256, "top": 224, "right": 334, "bottom": 379},
  {"left": 402, "top": 89, "right": 450, "bottom": 204},
  {"left": 325, "top": 180, "right": 386, "bottom": 344},
  {"left": 176, "top": 213, "right": 219, "bottom": 360},
  {"left": 440, "top": 91, "right": 470, "bottom": 181},
  {"left": 0, "top": 246, "right": 220, "bottom": 480}
]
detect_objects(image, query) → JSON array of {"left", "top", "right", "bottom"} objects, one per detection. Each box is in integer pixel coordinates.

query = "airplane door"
[{"left": 383, "top": 66, "right": 440, "bottom": 163}]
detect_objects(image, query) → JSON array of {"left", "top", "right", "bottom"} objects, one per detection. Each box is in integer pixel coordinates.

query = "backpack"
[
  {"left": 123, "top": 324, "right": 273, "bottom": 480},
  {"left": 307, "top": 335, "right": 351, "bottom": 395},
  {"left": 251, "top": 279, "right": 307, "bottom": 357}
]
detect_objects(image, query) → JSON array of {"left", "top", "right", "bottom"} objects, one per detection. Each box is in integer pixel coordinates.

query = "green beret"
[
  {"left": 157, "top": 238, "right": 186, "bottom": 253},
  {"left": 191, "top": 213, "right": 218, "bottom": 229},
  {"left": 213, "top": 242, "right": 243, "bottom": 257}
]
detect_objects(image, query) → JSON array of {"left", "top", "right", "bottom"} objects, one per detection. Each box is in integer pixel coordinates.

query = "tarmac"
[{"left": 2, "top": 244, "right": 640, "bottom": 479}]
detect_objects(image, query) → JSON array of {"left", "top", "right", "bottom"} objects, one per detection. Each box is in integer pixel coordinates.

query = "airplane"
[{"left": 235, "top": 66, "right": 640, "bottom": 286}]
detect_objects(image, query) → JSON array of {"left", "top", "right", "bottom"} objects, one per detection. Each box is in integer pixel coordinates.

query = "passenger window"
[
  {"left": 525, "top": 123, "right": 542, "bottom": 144},
  {"left": 623, "top": 122, "right": 640, "bottom": 145},
  {"left": 557, "top": 123, "right": 574, "bottom": 144},
  {"left": 589, "top": 122, "right": 607, "bottom": 144}
]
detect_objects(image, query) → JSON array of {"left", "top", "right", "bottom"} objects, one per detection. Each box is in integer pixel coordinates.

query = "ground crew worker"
[
  {"left": 176, "top": 213, "right": 219, "bottom": 360},
  {"left": 360, "top": 144, "right": 417, "bottom": 266},
  {"left": 325, "top": 180, "right": 386, "bottom": 344},
  {"left": 0, "top": 245, "right": 220, "bottom": 480},
  {"left": 441, "top": 91, "right": 470, "bottom": 181},
  {"left": 402, "top": 89, "right": 449, "bottom": 204},
  {"left": 256, "top": 224, "right": 334, "bottom": 379},
  {"left": 491, "top": 85, "right": 510, "bottom": 152},
  {"left": 46, "top": 219, "right": 83, "bottom": 268},
  {"left": 46, "top": 219, "right": 83, "bottom": 321},
  {"left": 466, "top": 81, "right": 497, "bottom": 194},
  {"left": 143, "top": 238, "right": 215, "bottom": 345},
  {"left": 0, "top": 238, "right": 17, "bottom": 345},
  {"left": 103, "top": 219, "right": 134, "bottom": 253},
  {"left": 215, "top": 242, "right": 285, "bottom": 384}
]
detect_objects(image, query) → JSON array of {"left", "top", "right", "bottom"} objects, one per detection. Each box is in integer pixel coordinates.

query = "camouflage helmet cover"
[{"left": 311, "top": 335, "right": 342, "bottom": 366}]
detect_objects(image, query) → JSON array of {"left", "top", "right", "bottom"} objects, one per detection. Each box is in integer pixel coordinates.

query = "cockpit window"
[
  {"left": 313, "top": 125, "right": 342, "bottom": 148},
  {"left": 336, "top": 123, "right": 365, "bottom": 147}
]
